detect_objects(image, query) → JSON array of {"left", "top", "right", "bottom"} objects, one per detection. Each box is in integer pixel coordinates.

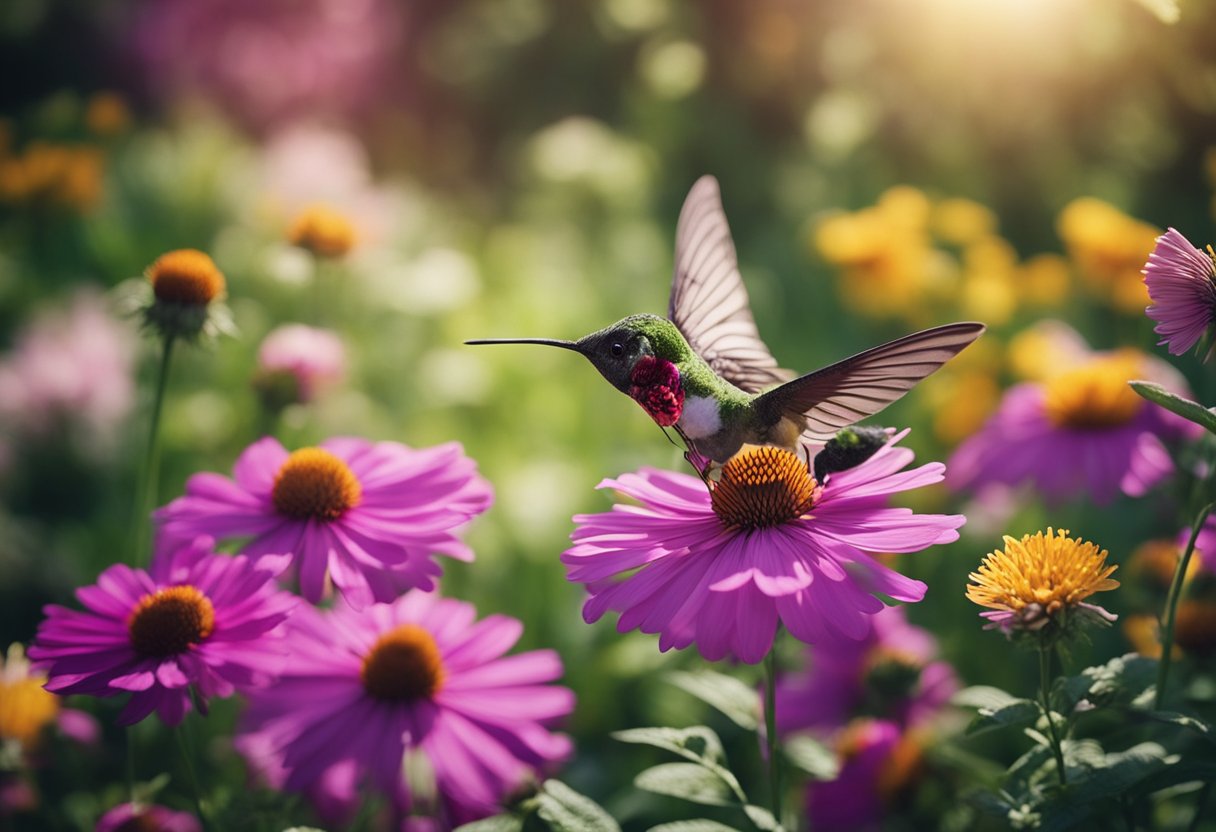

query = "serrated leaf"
[
  {"left": 1130, "top": 381, "right": 1216, "bottom": 434},
  {"left": 1038, "top": 743, "right": 1178, "bottom": 832},
  {"left": 965, "top": 698, "right": 1040, "bottom": 736},
  {"left": 612, "top": 726, "right": 726, "bottom": 766},
  {"left": 783, "top": 735, "right": 839, "bottom": 781},
  {"left": 1082, "top": 653, "right": 1158, "bottom": 704},
  {"left": 635, "top": 763, "right": 734, "bottom": 806},
  {"left": 742, "top": 804, "right": 784, "bottom": 831},
  {"left": 1138, "top": 709, "right": 1214, "bottom": 740},
  {"left": 667, "top": 670, "right": 760, "bottom": 730},
  {"left": 535, "top": 780, "right": 620, "bottom": 832},
  {"left": 648, "top": 821, "right": 739, "bottom": 832},
  {"left": 953, "top": 685, "right": 1022, "bottom": 710},
  {"left": 453, "top": 817, "right": 524, "bottom": 832}
]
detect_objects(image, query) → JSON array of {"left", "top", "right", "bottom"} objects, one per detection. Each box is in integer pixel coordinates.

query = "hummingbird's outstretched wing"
[
  {"left": 668, "top": 176, "right": 792, "bottom": 394},
  {"left": 754, "top": 322, "right": 986, "bottom": 443}
]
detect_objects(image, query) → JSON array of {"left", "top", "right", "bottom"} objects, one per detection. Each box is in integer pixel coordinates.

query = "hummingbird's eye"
[{"left": 610, "top": 342, "right": 624, "bottom": 357}]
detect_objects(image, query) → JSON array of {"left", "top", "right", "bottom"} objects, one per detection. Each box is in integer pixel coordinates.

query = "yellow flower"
[
  {"left": 1017, "top": 253, "right": 1072, "bottom": 308},
  {"left": 1057, "top": 197, "right": 1159, "bottom": 314},
  {"left": 0, "top": 644, "right": 59, "bottom": 747},
  {"left": 933, "top": 197, "right": 996, "bottom": 246},
  {"left": 288, "top": 204, "right": 357, "bottom": 259},
  {"left": 967, "top": 528, "right": 1119, "bottom": 637}
]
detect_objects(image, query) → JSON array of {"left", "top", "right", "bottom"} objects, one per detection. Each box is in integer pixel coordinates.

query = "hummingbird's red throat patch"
[{"left": 629, "top": 356, "right": 684, "bottom": 427}]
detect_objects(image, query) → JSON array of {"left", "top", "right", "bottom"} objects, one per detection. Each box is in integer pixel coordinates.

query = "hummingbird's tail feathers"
[
  {"left": 464, "top": 338, "right": 583, "bottom": 352},
  {"left": 754, "top": 321, "right": 986, "bottom": 442}
]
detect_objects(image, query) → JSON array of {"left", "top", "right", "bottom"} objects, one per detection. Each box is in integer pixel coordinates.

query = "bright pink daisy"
[
  {"left": 562, "top": 431, "right": 963, "bottom": 663},
  {"left": 1143, "top": 228, "right": 1216, "bottom": 358},
  {"left": 155, "top": 436, "right": 493, "bottom": 608},
  {"left": 28, "top": 536, "right": 295, "bottom": 726},
  {"left": 776, "top": 605, "right": 958, "bottom": 736},
  {"left": 947, "top": 342, "right": 1198, "bottom": 505},
  {"left": 95, "top": 802, "right": 201, "bottom": 832},
  {"left": 235, "top": 592, "right": 574, "bottom": 828}
]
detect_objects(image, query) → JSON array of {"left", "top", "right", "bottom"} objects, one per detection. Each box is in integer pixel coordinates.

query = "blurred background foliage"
[{"left": 1, "top": 0, "right": 1215, "bottom": 828}]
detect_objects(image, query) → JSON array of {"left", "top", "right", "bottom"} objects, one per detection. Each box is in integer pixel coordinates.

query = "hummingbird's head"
[{"left": 465, "top": 314, "right": 689, "bottom": 393}]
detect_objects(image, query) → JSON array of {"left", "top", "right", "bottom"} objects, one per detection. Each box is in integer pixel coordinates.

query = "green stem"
[
  {"left": 1157, "top": 502, "right": 1215, "bottom": 709},
  {"left": 175, "top": 716, "right": 210, "bottom": 830},
  {"left": 765, "top": 638, "right": 784, "bottom": 826},
  {"left": 1186, "top": 782, "right": 1211, "bottom": 832},
  {"left": 1039, "top": 645, "right": 1067, "bottom": 787},
  {"left": 131, "top": 334, "right": 175, "bottom": 565}
]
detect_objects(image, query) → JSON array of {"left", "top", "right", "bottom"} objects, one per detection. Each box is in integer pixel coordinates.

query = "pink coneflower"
[
  {"left": 776, "top": 605, "right": 958, "bottom": 736},
  {"left": 155, "top": 437, "right": 492, "bottom": 608},
  {"left": 28, "top": 537, "right": 295, "bottom": 726},
  {"left": 254, "top": 324, "right": 346, "bottom": 406},
  {"left": 95, "top": 802, "right": 201, "bottom": 832},
  {"left": 235, "top": 592, "right": 574, "bottom": 828},
  {"left": 806, "top": 719, "right": 923, "bottom": 832},
  {"left": 947, "top": 336, "right": 1197, "bottom": 505},
  {"left": 562, "top": 432, "right": 963, "bottom": 663},
  {"left": 1143, "top": 228, "right": 1216, "bottom": 358}
]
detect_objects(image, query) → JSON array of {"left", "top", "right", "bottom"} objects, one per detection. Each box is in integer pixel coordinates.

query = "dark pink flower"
[
  {"left": 1143, "top": 228, "right": 1216, "bottom": 358},
  {"left": 806, "top": 719, "right": 914, "bottom": 832},
  {"left": 563, "top": 432, "right": 963, "bottom": 663},
  {"left": 28, "top": 537, "right": 295, "bottom": 726},
  {"left": 235, "top": 592, "right": 574, "bottom": 827},
  {"left": 776, "top": 605, "right": 958, "bottom": 736},
  {"left": 155, "top": 437, "right": 492, "bottom": 608},
  {"left": 948, "top": 340, "right": 1198, "bottom": 505},
  {"left": 95, "top": 802, "right": 201, "bottom": 832}
]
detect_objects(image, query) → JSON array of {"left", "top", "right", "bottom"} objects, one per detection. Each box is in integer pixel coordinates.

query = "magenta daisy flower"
[
  {"left": 95, "top": 802, "right": 201, "bottom": 832},
  {"left": 235, "top": 592, "right": 574, "bottom": 827},
  {"left": 806, "top": 719, "right": 922, "bottom": 832},
  {"left": 28, "top": 536, "right": 295, "bottom": 726},
  {"left": 155, "top": 436, "right": 493, "bottom": 608},
  {"left": 1143, "top": 228, "right": 1216, "bottom": 358},
  {"left": 776, "top": 605, "right": 958, "bottom": 736},
  {"left": 562, "top": 431, "right": 963, "bottom": 663},
  {"left": 947, "top": 344, "right": 1198, "bottom": 505}
]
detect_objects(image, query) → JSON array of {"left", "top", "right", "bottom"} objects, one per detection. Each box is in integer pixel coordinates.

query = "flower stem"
[
  {"left": 765, "top": 640, "right": 784, "bottom": 826},
  {"left": 131, "top": 334, "right": 175, "bottom": 565},
  {"left": 1038, "top": 645, "right": 1067, "bottom": 786},
  {"left": 1157, "top": 502, "right": 1214, "bottom": 709},
  {"left": 175, "top": 716, "right": 210, "bottom": 830}
]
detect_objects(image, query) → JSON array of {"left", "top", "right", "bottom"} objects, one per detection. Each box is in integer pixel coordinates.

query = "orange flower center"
[
  {"left": 127, "top": 586, "right": 215, "bottom": 657},
  {"left": 288, "top": 204, "right": 357, "bottom": 258},
  {"left": 360, "top": 624, "right": 446, "bottom": 701},
  {"left": 147, "top": 249, "right": 226, "bottom": 306},
  {"left": 271, "top": 448, "right": 362, "bottom": 520},
  {"left": 1041, "top": 353, "right": 1143, "bottom": 429},
  {"left": 710, "top": 446, "right": 818, "bottom": 530}
]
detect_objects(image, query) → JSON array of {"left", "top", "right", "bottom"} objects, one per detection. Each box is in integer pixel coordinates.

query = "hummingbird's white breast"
[{"left": 677, "top": 395, "right": 722, "bottom": 439}]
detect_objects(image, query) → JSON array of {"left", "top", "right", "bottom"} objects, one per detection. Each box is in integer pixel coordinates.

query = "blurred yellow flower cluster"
[
  {"left": 812, "top": 186, "right": 1071, "bottom": 327},
  {"left": 0, "top": 140, "right": 104, "bottom": 213},
  {"left": 1057, "top": 197, "right": 1159, "bottom": 314}
]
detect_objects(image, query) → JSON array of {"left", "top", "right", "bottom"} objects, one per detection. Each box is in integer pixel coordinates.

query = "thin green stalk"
[
  {"left": 765, "top": 640, "right": 784, "bottom": 826},
  {"left": 1157, "top": 502, "right": 1215, "bottom": 709},
  {"left": 1039, "top": 645, "right": 1067, "bottom": 787},
  {"left": 175, "top": 716, "right": 210, "bottom": 830},
  {"left": 131, "top": 334, "right": 176, "bottom": 565},
  {"left": 1186, "top": 782, "right": 1211, "bottom": 832},
  {"left": 126, "top": 725, "right": 136, "bottom": 800}
]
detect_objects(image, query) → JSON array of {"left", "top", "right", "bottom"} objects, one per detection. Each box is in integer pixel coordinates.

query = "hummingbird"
[{"left": 468, "top": 176, "right": 985, "bottom": 471}]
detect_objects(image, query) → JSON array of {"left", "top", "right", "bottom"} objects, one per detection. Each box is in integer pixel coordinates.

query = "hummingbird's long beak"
[{"left": 464, "top": 338, "right": 584, "bottom": 353}]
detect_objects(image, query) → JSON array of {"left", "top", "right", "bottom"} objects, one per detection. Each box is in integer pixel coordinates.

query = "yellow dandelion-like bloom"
[
  {"left": 288, "top": 204, "right": 357, "bottom": 259},
  {"left": 967, "top": 528, "right": 1119, "bottom": 636}
]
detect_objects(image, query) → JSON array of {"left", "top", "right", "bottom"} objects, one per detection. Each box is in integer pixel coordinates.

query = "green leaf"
[
  {"left": 1081, "top": 653, "right": 1157, "bottom": 704},
  {"left": 612, "top": 726, "right": 726, "bottom": 766},
  {"left": 666, "top": 669, "right": 761, "bottom": 730},
  {"left": 648, "top": 822, "right": 740, "bottom": 832},
  {"left": 535, "top": 780, "right": 621, "bottom": 832},
  {"left": 783, "top": 735, "right": 840, "bottom": 781},
  {"left": 1038, "top": 743, "right": 1178, "bottom": 832},
  {"left": 742, "top": 804, "right": 784, "bottom": 831},
  {"left": 1137, "top": 709, "right": 1214, "bottom": 740},
  {"left": 952, "top": 685, "right": 1022, "bottom": 710},
  {"left": 453, "top": 817, "right": 524, "bottom": 832},
  {"left": 635, "top": 763, "right": 734, "bottom": 806},
  {"left": 1129, "top": 381, "right": 1216, "bottom": 434},
  {"left": 965, "top": 698, "right": 1041, "bottom": 736}
]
